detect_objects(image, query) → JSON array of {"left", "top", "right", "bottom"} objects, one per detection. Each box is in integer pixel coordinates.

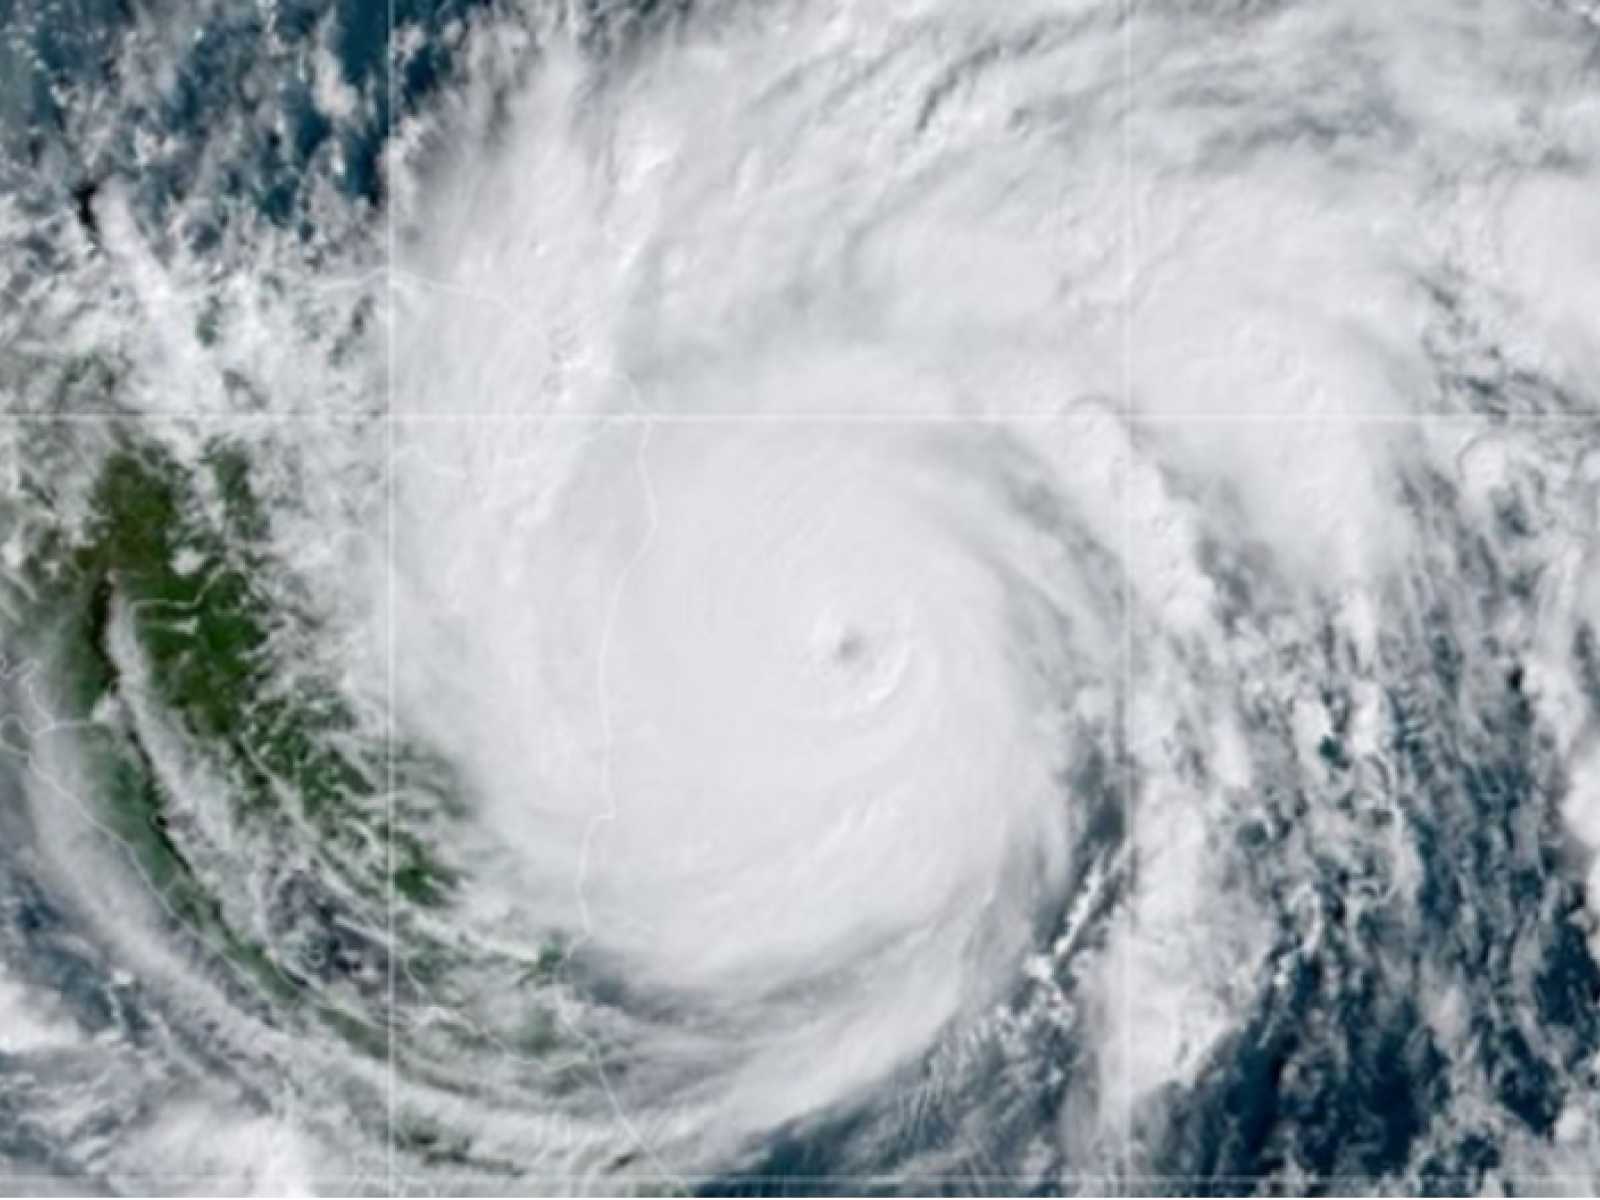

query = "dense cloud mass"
[{"left": 4, "top": 0, "right": 1600, "bottom": 1193}]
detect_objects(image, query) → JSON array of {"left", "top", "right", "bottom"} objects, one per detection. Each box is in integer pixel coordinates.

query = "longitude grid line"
[
  {"left": 1119, "top": 0, "right": 1136, "bottom": 1190},
  {"left": 385, "top": 0, "right": 398, "bottom": 1189}
]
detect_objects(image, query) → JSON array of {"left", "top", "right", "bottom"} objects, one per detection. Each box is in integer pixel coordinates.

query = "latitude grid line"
[
  {"left": 2, "top": 411, "right": 1594, "bottom": 422},
  {"left": 10, "top": 291, "right": 1600, "bottom": 1167},
  {"left": 0, "top": 1176, "right": 1591, "bottom": 1186}
]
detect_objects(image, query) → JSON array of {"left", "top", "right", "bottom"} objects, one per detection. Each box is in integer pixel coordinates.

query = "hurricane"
[{"left": 4, "top": 0, "right": 1600, "bottom": 1194}]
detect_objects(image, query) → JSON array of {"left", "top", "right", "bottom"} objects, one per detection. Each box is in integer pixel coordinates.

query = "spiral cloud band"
[{"left": 3, "top": 0, "right": 1600, "bottom": 1193}]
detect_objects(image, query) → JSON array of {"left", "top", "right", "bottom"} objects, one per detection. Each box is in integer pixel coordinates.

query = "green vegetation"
[
  {"left": 395, "top": 1119, "right": 478, "bottom": 1168},
  {"left": 53, "top": 433, "right": 456, "bottom": 897},
  {"left": 13, "top": 431, "right": 407, "bottom": 1035},
  {"left": 524, "top": 932, "right": 571, "bottom": 986},
  {"left": 7, "top": 423, "right": 572, "bottom": 1079}
]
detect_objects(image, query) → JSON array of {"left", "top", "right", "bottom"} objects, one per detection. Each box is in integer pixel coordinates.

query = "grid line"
[
  {"left": 1119, "top": 0, "right": 1137, "bottom": 1186},
  {"left": 3, "top": 1174, "right": 1595, "bottom": 1185},
  {"left": 6, "top": 410, "right": 1598, "bottom": 423},
  {"left": 385, "top": 0, "right": 399, "bottom": 1189}
]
